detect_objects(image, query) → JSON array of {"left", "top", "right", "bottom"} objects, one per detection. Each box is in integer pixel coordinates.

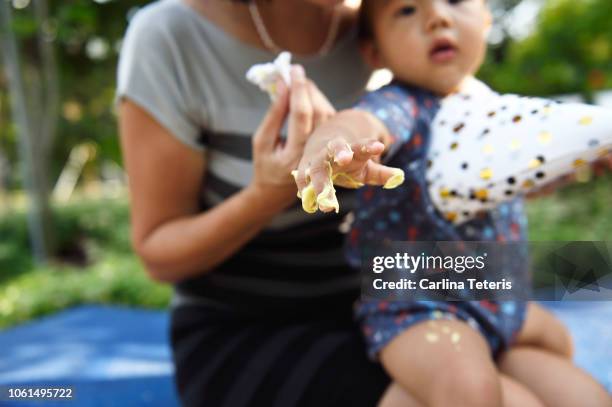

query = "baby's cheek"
[{"left": 462, "top": 43, "right": 485, "bottom": 78}]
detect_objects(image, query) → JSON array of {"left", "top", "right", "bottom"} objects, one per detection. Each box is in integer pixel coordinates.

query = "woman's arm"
[
  {"left": 119, "top": 67, "right": 329, "bottom": 283},
  {"left": 119, "top": 101, "right": 292, "bottom": 283}
]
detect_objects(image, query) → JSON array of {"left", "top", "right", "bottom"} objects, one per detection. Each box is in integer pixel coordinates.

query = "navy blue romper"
[{"left": 345, "top": 82, "right": 529, "bottom": 360}]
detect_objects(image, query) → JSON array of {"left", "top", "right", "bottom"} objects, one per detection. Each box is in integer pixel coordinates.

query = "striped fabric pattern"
[{"left": 171, "top": 304, "right": 391, "bottom": 407}]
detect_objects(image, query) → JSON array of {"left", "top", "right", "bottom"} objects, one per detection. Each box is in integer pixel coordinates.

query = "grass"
[
  {"left": 526, "top": 172, "right": 612, "bottom": 241},
  {"left": 0, "top": 196, "right": 171, "bottom": 329},
  {"left": 0, "top": 172, "right": 610, "bottom": 329}
]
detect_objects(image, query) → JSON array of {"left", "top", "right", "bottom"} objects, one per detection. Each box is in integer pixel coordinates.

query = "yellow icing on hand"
[
  {"left": 292, "top": 164, "right": 404, "bottom": 214},
  {"left": 314, "top": 162, "right": 339, "bottom": 213},
  {"left": 332, "top": 172, "right": 365, "bottom": 189},
  {"left": 291, "top": 170, "right": 301, "bottom": 198},
  {"left": 301, "top": 184, "right": 318, "bottom": 213},
  {"left": 316, "top": 182, "right": 339, "bottom": 213},
  {"left": 383, "top": 168, "right": 405, "bottom": 189},
  {"left": 292, "top": 164, "right": 337, "bottom": 213}
]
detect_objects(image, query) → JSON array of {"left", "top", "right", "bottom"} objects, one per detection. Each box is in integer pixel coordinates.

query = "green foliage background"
[
  {"left": 0, "top": 0, "right": 611, "bottom": 328},
  {"left": 479, "top": 0, "right": 612, "bottom": 99},
  {"left": 1, "top": 0, "right": 148, "bottom": 189},
  {"left": 1, "top": 0, "right": 612, "bottom": 189}
]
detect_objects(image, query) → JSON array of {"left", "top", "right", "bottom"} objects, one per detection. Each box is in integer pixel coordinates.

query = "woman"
[{"left": 116, "top": 0, "right": 413, "bottom": 405}]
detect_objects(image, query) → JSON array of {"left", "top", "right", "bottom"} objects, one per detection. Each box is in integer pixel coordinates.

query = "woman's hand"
[
  {"left": 248, "top": 65, "right": 336, "bottom": 213},
  {"left": 292, "top": 109, "right": 405, "bottom": 213}
]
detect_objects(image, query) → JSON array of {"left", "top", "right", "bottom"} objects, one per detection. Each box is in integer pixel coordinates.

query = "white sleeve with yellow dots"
[{"left": 428, "top": 80, "right": 612, "bottom": 225}]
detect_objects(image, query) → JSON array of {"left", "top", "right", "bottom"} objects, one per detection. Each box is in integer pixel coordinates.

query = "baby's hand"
[
  {"left": 592, "top": 151, "right": 612, "bottom": 176},
  {"left": 246, "top": 53, "right": 404, "bottom": 214},
  {"left": 527, "top": 152, "right": 612, "bottom": 199},
  {"left": 292, "top": 131, "right": 405, "bottom": 213}
]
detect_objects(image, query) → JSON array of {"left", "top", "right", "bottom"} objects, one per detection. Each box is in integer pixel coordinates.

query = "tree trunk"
[{"left": 0, "top": 0, "right": 56, "bottom": 263}]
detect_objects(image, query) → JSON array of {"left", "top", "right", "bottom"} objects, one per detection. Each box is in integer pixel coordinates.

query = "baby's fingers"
[
  {"left": 351, "top": 140, "right": 386, "bottom": 163},
  {"left": 592, "top": 152, "right": 612, "bottom": 176},
  {"left": 292, "top": 167, "right": 317, "bottom": 213},
  {"left": 309, "top": 162, "right": 339, "bottom": 213},
  {"left": 326, "top": 137, "right": 354, "bottom": 166},
  {"left": 291, "top": 167, "right": 309, "bottom": 198},
  {"left": 363, "top": 162, "right": 405, "bottom": 189}
]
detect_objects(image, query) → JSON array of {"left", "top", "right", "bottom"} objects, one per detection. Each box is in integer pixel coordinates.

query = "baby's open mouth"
[{"left": 430, "top": 39, "right": 458, "bottom": 63}]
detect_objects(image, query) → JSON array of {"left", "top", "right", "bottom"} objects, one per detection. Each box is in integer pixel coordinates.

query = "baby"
[
  {"left": 244, "top": 3, "right": 611, "bottom": 404},
  {"left": 344, "top": 0, "right": 611, "bottom": 406}
]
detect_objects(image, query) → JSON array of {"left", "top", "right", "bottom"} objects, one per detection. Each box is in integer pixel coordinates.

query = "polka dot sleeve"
[{"left": 428, "top": 85, "right": 612, "bottom": 225}]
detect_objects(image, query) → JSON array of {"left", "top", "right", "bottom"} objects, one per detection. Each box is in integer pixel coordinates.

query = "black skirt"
[{"left": 170, "top": 301, "right": 391, "bottom": 407}]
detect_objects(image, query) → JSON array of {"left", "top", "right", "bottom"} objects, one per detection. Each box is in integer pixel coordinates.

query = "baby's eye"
[
  {"left": 448, "top": 0, "right": 467, "bottom": 4},
  {"left": 396, "top": 5, "right": 416, "bottom": 16}
]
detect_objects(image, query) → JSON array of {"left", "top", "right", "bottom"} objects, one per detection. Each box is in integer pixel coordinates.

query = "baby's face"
[{"left": 366, "top": 0, "right": 491, "bottom": 95}]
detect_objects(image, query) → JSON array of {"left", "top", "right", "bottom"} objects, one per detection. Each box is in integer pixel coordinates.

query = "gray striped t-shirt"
[{"left": 116, "top": 0, "right": 373, "bottom": 311}]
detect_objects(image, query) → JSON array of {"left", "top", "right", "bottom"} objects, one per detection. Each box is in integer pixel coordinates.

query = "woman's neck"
[{"left": 184, "top": 0, "right": 355, "bottom": 55}]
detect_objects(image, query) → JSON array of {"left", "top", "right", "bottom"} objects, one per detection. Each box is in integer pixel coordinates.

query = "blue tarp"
[
  {"left": 0, "top": 306, "right": 178, "bottom": 407},
  {"left": 544, "top": 301, "right": 612, "bottom": 393},
  {"left": 0, "top": 302, "right": 610, "bottom": 406}
]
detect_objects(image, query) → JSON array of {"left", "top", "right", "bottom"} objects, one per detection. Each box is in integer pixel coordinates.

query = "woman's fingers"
[
  {"left": 252, "top": 79, "right": 289, "bottom": 152},
  {"left": 286, "top": 65, "right": 314, "bottom": 153},
  {"left": 307, "top": 80, "right": 336, "bottom": 128},
  {"left": 306, "top": 79, "right": 335, "bottom": 113}
]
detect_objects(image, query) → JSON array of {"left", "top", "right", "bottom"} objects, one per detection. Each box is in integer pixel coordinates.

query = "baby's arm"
[{"left": 428, "top": 91, "right": 612, "bottom": 225}]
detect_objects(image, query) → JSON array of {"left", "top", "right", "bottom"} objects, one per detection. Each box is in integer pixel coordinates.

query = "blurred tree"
[
  {"left": 0, "top": 0, "right": 147, "bottom": 262},
  {"left": 1, "top": 0, "right": 57, "bottom": 262},
  {"left": 480, "top": 0, "right": 612, "bottom": 99},
  {"left": 0, "top": 0, "right": 147, "bottom": 193},
  {"left": 1, "top": 0, "right": 610, "bottom": 201},
  {"left": 487, "top": 0, "right": 532, "bottom": 64}
]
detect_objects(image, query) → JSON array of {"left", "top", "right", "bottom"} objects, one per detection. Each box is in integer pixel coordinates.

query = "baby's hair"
[{"left": 358, "top": 0, "right": 378, "bottom": 42}]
